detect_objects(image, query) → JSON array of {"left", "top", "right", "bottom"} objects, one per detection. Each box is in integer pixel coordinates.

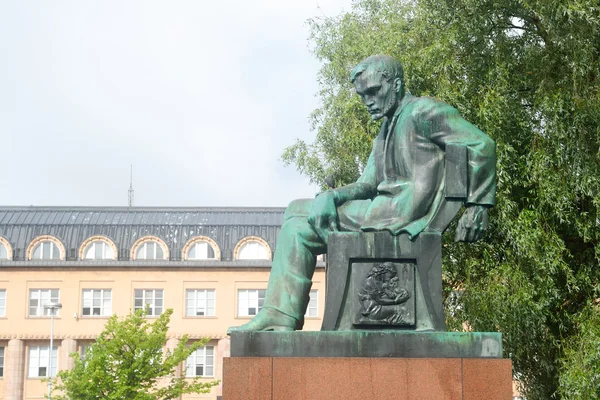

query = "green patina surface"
[
  {"left": 230, "top": 330, "right": 503, "bottom": 358},
  {"left": 260, "top": 330, "right": 500, "bottom": 344}
]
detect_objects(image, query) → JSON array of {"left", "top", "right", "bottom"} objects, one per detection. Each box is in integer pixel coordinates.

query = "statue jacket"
[{"left": 352, "top": 93, "right": 496, "bottom": 238}]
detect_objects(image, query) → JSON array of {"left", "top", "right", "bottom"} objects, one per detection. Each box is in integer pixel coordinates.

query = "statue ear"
[{"left": 394, "top": 78, "right": 402, "bottom": 94}]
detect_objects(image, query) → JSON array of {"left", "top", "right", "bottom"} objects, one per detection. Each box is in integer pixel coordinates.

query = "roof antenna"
[{"left": 128, "top": 165, "right": 134, "bottom": 207}]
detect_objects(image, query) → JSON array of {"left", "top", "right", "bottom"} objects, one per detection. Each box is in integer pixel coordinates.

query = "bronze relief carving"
[{"left": 355, "top": 262, "right": 415, "bottom": 326}]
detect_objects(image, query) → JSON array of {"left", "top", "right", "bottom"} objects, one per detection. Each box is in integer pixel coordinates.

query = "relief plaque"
[{"left": 353, "top": 261, "right": 416, "bottom": 327}]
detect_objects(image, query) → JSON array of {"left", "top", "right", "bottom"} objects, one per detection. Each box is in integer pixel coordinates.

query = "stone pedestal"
[
  {"left": 230, "top": 331, "right": 503, "bottom": 358},
  {"left": 224, "top": 332, "right": 512, "bottom": 400},
  {"left": 223, "top": 357, "right": 512, "bottom": 400}
]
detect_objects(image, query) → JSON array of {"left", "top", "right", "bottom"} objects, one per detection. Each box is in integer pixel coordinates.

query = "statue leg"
[
  {"left": 227, "top": 199, "right": 326, "bottom": 332},
  {"left": 261, "top": 215, "right": 326, "bottom": 325}
]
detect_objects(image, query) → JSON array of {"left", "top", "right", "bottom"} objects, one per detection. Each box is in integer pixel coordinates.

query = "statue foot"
[{"left": 227, "top": 308, "right": 297, "bottom": 335}]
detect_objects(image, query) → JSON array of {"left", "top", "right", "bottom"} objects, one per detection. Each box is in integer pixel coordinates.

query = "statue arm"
[
  {"left": 331, "top": 145, "right": 378, "bottom": 204},
  {"left": 308, "top": 148, "right": 377, "bottom": 241},
  {"left": 418, "top": 100, "right": 496, "bottom": 241},
  {"left": 421, "top": 102, "right": 496, "bottom": 207},
  {"left": 330, "top": 182, "right": 376, "bottom": 206}
]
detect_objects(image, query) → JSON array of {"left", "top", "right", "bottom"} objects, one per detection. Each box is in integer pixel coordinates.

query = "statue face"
[{"left": 354, "top": 67, "right": 401, "bottom": 120}]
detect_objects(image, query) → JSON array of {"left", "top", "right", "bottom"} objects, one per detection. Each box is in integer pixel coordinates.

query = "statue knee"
[
  {"left": 281, "top": 217, "right": 313, "bottom": 235},
  {"left": 282, "top": 216, "right": 319, "bottom": 239},
  {"left": 284, "top": 198, "right": 313, "bottom": 221}
]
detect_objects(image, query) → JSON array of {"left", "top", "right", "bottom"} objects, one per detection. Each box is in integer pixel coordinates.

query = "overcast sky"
[{"left": 0, "top": 0, "right": 352, "bottom": 207}]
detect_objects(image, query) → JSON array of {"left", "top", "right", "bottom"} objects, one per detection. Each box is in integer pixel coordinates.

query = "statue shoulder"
[{"left": 408, "top": 96, "right": 459, "bottom": 120}]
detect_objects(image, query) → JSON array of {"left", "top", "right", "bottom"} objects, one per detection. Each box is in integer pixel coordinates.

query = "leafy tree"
[
  {"left": 284, "top": 0, "right": 600, "bottom": 398},
  {"left": 52, "top": 309, "right": 218, "bottom": 400},
  {"left": 559, "top": 305, "right": 600, "bottom": 399}
]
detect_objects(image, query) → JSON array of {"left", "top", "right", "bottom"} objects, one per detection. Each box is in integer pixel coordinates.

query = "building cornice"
[
  {"left": 0, "top": 260, "right": 326, "bottom": 269},
  {"left": 0, "top": 332, "right": 229, "bottom": 340}
]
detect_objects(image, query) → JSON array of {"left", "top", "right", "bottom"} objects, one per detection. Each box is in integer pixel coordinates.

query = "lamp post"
[{"left": 44, "top": 302, "right": 62, "bottom": 400}]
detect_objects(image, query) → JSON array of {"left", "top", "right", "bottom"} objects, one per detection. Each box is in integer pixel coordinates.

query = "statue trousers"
[{"left": 263, "top": 198, "right": 372, "bottom": 327}]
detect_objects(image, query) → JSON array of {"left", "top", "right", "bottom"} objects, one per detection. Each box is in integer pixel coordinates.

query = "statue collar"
[
  {"left": 393, "top": 92, "right": 413, "bottom": 118},
  {"left": 382, "top": 92, "right": 413, "bottom": 136}
]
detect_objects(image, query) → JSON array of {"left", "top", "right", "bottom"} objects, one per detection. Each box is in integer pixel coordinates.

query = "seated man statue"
[{"left": 228, "top": 54, "right": 495, "bottom": 333}]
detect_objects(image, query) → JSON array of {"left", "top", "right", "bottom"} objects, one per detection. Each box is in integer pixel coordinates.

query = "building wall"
[{"left": 0, "top": 267, "right": 326, "bottom": 399}]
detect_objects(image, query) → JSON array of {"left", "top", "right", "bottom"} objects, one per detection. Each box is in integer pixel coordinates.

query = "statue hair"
[
  {"left": 350, "top": 55, "right": 404, "bottom": 85},
  {"left": 368, "top": 262, "right": 398, "bottom": 280}
]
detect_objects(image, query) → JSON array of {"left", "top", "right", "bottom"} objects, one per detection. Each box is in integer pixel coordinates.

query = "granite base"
[{"left": 223, "top": 357, "right": 513, "bottom": 400}]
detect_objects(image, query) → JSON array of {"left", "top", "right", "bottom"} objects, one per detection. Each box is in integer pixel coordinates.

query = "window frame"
[
  {"left": 27, "top": 236, "right": 65, "bottom": 261},
  {"left": 80, "top": 344, "right": 89, "bottom": 360},
  {"left": 0, "top": 346, "right": 4, "bottom": 377},
  {"left": 130, "top": 236, "right": 169, "bottom": 261},
  {"left": 81, "top": 289, "right": 112, "bottom": 317},
  {"left": 233, "top": 236, "right": 271, "bottom": 261},
  {"left": 185, "top": 289, "right": 216, "bottom": 317},
  {"left": 185, "top": 345, "right": 215, "bottom": 378},
  {"left": 182, "top": 236, "right": 220, "bottom": 261},
  {"left": 27, "top": 235, "right": 67, "bottom": 261},
  {"left": 27, "top": 345, "right": 58, "bottom": 378},
  {"left": 80, "top": 236, "right": 118, "bottom": 261},
  {"left": 305, "top": 289, "right": 318, "bottom": 318},
  {"left": 133, "top": 289, "right": 164, "bottom": 316},
  {"left": 28, "top": 289, "right": 60, "bottom": 317},
  {"left": 0, "top": 289, "right": 5, "bottom": 317},
  {"left": 0, "top": 236, "right": 12, "bottom": 261},
  {"left": 237, "top": 289, "right": 266, "bottom": 317}
]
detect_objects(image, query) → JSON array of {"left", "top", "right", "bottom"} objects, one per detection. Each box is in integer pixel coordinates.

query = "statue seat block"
[{"left": 322, "top": 231, "right": 446, "bottom": 331}]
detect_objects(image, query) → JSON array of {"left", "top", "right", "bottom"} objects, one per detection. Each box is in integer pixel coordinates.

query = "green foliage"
[
  {"left": 286, "top": 0, "right": 600, "bottom": 398},
  {"left": 559, "top": 305, "right": 600, "bottom": 399},
  {"left": 51, "top": 309, "right": 218, "bottom": 400}
]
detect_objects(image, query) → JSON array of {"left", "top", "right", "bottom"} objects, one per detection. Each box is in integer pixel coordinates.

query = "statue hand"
[
  {"left": 307, "top": 191, "right": 339, "bottom": 243},
  {"left": 455, "top": 205, "right": 489, "bottom": 242}
]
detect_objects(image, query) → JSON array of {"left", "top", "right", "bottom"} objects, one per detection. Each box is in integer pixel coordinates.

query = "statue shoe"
[{"left": 227, "top": 308, "right": 297, "bottom": 334}]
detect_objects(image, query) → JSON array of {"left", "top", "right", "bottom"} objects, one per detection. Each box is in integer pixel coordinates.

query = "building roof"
[{"left": 0, "top": 206, "right": 286, "bottom": 261}]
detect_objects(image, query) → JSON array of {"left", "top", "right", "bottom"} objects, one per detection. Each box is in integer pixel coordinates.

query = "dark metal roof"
[{"left": 0, "top": 206, "right": 286, "bottom": 261}]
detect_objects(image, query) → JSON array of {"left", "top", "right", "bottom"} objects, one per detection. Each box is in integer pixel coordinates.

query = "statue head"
[{"left": 350, "top": 55, "right": 404, "bottom": 120}]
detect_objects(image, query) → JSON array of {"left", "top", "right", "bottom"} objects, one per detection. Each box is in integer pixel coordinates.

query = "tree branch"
[{"left": 528, "top": 12, "right": 553, "bottom": 48}]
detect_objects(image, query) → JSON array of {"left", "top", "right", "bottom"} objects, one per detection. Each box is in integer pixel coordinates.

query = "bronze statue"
[{"left": 228, "top": 55, "right": 495, "bottom": 333}]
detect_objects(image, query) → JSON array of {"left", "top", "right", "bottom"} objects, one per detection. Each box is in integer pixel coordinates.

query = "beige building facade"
[{"left": 0, "top": 206, "right": 326, "bottom": 399}]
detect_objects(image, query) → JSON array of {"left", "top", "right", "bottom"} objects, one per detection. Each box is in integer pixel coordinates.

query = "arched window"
[
  {"left": 130, "top": 236, "right": 169, "bottom": 261},
  {"left": 182, "top": 236, "right": 220, "bottom": 261},
  {"left": 0, "top": 237, "right": 12, "bottom": 260},
  {"left": 234, "top": 236, "right": 271, "bottom": 260},
  {"left": 80, "top": 236, "right": 118, "bottom": 260},
  {"left": 27, "top": 236, "right": 65, "bottom": 261}
]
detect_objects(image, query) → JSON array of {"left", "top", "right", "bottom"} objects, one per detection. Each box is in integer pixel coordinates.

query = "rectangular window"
[
  {"left": 305, "top": 290, "right": 318, "bottom": 317},
  {"left": 28, "top": 345, "right": 58, "bottom": 378},
  {"left": 134, "top": 289, "right": 164, "bottom": 316},
  {"left": 237, "top": 289, "right": 265, "bottom": 317},
  {"left": 82, "top": 289, "right": 112, "bottom": 316},
  {"left": 28, "top": 289, "right": 60, "bottom": 317},
  {"left": 185, "top": 289, "right": 215, "bottom": 317},
  {"left": 185, "top": 345, "right": 214, "bottom": 377},
  {"left": 0, "top": 289, "right": 5, "bottom": 317},
  {"left": 0, "top": 347, "right": 4, "bottom": 377},
  {"left": 80, "top": 344, "right": 89, "bottom": 360}
]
